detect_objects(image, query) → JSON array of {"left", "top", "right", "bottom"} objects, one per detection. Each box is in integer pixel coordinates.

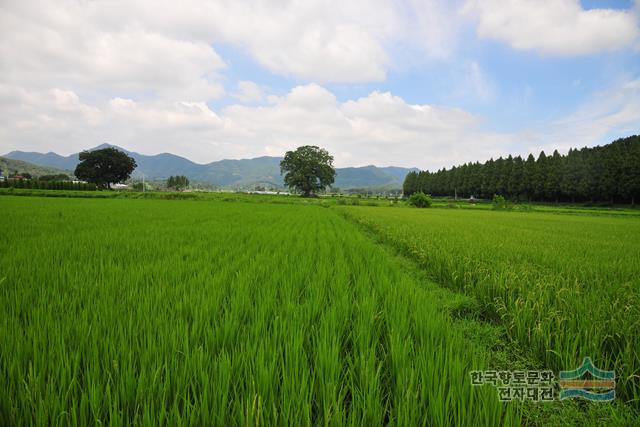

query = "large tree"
[
  {"left": 403, "top": 171, "right": 418, "bottom": 196},
  {"left": 74, "top": 147, "right": 137, "bottom": 189},
  {"left": 280, "top": 146, "right": 336, "bottom": 197}
]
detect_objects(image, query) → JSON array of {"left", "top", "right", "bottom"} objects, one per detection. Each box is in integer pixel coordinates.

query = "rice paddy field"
[
  {"left": 339, "top": 207, "right": 640, "bottom": 409},
  {"left": 1, "top": 193, "right": 639, "bottom": 425}
]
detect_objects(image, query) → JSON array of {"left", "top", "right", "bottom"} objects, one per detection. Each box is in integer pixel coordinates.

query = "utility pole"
[{"left": 142, "top": 173, "right": 145, "bottom": 193}]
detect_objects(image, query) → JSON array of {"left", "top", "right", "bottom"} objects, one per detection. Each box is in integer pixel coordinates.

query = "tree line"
[
  {"left": 167, "top": 175, "right": 190, "bottom": 190},
  {"left": 0, "top": 179, "right": 97, "bottom": 191},
  {"left": 403, "top": 135, "right": 640, "bottom": 204}
]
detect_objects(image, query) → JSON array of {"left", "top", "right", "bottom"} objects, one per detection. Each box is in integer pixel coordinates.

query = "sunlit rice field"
[
  {"left": 0, "top": 196, "right": 518, "bottom": 426},
  {"left": 339, "top": 206, "right": 640, "bottom": 409}
]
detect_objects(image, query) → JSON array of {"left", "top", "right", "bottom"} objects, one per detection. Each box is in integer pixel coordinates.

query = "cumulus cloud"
[
  {"left": 2, "top": 80, "right": 638, "bottom": 169},
  {"left": 0, "top": 0, "right": 461, "bottom": 92},
  {"left": 0, "top": 1, "right": 226, "bottom": 102},
  {"left": 0, "top": 83, "right": 515, "bottom": 169},
  {"left": 394, "top": 0, "right": 465, "bottom": 60},
  {"left": 0, "top": 0, "right": 473, "bottom": 168},
  {"left": 232, "top": 81, "right": 265, "bottom": 104},
  {"left": 0, "top": 1, "right": 636, "bottom": 170},
  {"left": 464, "top": 0, "right": 639, "bottom": 55},
  {"left": 209, "top": 0, "right": 393, "bottom": 82}
]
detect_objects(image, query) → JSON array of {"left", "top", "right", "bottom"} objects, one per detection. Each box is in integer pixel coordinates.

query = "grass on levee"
[
  {"left": 339, "top": 205, "right": 640, "bottom": 417},
  {"left": 1, "top": 196, "right": 518, "bottom": 426},
  {"left": 3, "top": 187, "right": 640, "bottom": 218}
]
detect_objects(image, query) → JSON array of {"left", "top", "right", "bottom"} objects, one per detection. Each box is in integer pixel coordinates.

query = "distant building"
[{"left": 249, "top": 190, "right": 290, "bottom": 195}]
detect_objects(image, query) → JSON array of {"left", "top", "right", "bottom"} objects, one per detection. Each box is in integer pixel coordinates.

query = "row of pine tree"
[{"left": 403, "top": 135, "right": 640, "bottom": 204}]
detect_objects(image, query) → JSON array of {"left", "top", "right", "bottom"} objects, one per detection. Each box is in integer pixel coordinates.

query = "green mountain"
[
  {"left": 0, "top": 156, "right": 72, "bottom": 178},
  {"left": 4, "top": 144, "right": 417, "bottom": 189}
]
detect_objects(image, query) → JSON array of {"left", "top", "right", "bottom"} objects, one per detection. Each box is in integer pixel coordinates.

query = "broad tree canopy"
[
  {"left": 280, "top": 146, "right": 336, "bottom": 197},
  {"left": 74, "top": 147, "right": 137, "bottom": 189}
]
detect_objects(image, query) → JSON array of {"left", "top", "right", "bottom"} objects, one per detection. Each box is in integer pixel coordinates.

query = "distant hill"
[
  {"left": 4, "top": 144, "right": 417, "bottom": 189},
  {"left": 0, "top": 156, "right": 72, "bottom": 178}
]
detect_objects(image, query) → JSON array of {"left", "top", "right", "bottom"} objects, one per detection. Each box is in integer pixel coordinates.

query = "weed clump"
[
  {"left": 492, "top": 194, "right": 508, "bottom": 210},
  {"left": 407, "top": 192, "right": 432, "bottom": 208}
]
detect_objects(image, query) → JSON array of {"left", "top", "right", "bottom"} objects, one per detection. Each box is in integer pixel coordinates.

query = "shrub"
[
  {"left": 492, "top": 194, "right": 508, "bottom": 210},
  {"left": 408, "top": 192, "right": 432, "bottom": 208}
]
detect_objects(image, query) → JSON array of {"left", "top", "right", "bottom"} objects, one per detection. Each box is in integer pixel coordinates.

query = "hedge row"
[{"left": 0, "top": 180, "right": 97, "bottom": 191}]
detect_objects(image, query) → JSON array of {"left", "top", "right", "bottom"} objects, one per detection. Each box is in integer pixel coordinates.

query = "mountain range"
[
  {"left": 0, "top": 156, "right": 69, "bottom": 178},
  {"left": 3, "top": 144, "right": 417, "bottom": 189}
]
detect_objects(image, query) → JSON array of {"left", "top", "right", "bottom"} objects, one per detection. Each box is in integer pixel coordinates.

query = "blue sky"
[
  {"left": 212, "top": 0, "right": 637, "bottom": 130},
  {"left": 0, "top": 0, "right": 638, "bottom": 169}
]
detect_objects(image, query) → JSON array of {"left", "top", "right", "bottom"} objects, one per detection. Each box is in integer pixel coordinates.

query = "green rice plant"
[
  {"left": 339, "top": 206, "right": 640, "bottom": 411},
  {"left": 492, "top": 195, "right": 508, "bottom": 210},
  {"left": 0, "top": 196, "right": 519, "bottom": 426}
]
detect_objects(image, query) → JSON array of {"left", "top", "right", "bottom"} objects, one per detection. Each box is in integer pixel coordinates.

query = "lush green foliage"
[
  {"left": 38, "top": 173, "right": 72, "bottom": 181},
  {"left": 340, "top": 206, "right": 640, "bottom": 408},
  {"left": 0, "top": 156, "right": 71, "bottom": 180},
  {"left": 0, "top": 196, "right": 518, "bottom": 426},
  {"left": 280, "top": 146, "right": 336, "bottom": 197},
  {"left": 74, "top": 148, "right": 137, "bottom": 189},
  {"left": 167, "top": 175, "right": 190, "bottom": 190},
  {"left": 491, "top": 194, "right": 507, "bottom": 210},
  {"left": 407, "top": 191, "right": 432, "bottom": 208},
  {"left": 0, "top": 179, "right": 96, "bottom": 190},
  {"left": 404, "top": 135, "right": 640, "bottom": 204},
  {"left": 131, "top": 181, "right": 145, "bottom": 191}
]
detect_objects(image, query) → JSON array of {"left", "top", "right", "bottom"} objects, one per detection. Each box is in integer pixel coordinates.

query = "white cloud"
[
  {"left": 0, "top": 0, "right": 461, "bottom": 92},
  {"left": 0, "top": 1, "right": 636, "bottom": 171},
  {"left": 451, "top": 61, "right": 495, "bottom": 102},
  {"left": 0, "top": 83, "right": 513, "bottom": 169},
  {"left": 210, "top": 1, "right": 392, "bottom": 82},
  {"left": 233, "top": 81, "right": 265, "bottom": 104},
  {"left": 394, "top": 0, "right": 464, "bottom": 60},
  {"left": 1, "top": 80, "right": 637, "bottom": 169},
  {"left": 464, "top": 0, "right": 639, "bottom": 55},
  {"left": 0, "top": 2, "right": 226, "bottom": 102},
  {"left": 523, "top": 78, "right": 640, "bottom": 153}
]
